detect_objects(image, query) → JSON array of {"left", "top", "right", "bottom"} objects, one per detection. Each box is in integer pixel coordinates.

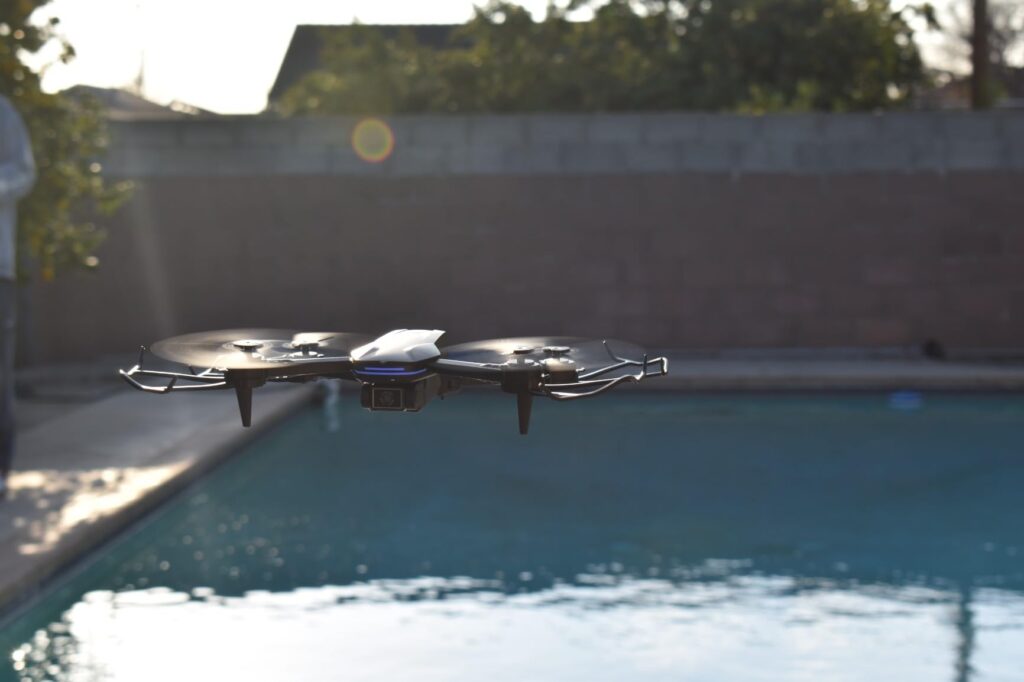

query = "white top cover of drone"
[{"left": 350, "top": 329, "right": 445, "bottom": 363}]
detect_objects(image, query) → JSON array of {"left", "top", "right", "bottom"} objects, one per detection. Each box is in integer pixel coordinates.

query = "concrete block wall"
[
  {"left": 26, "top": 112, "right": 1024, "bottom": 362},
  {"left": 104, "top": 111, "right": 1024, "bottom": 177}
]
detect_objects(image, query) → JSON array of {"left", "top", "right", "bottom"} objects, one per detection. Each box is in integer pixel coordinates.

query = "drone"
[{"left": 119, "top": 329, "right": 668, "bottom": 434}]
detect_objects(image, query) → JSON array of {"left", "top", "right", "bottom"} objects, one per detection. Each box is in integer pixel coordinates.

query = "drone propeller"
[
  {"left": 440, "top": 336, "right": 653, "bottom": 435},
  {"left": 150, "top": 329, "right": 373, "bottom": 370},
  {"left": 440, "top": 336, "right": 645, "bottom": 372}
]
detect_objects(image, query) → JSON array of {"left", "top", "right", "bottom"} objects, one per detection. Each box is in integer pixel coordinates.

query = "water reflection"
[
  {"left": 9, "top": 577, "right": 1024, "bottom": 682},
  {"left": 3, "top": 394, "right": 1024, "bottom": 681}
]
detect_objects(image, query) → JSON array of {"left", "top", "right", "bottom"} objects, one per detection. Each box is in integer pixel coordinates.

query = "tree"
[
  {"left": 971, "top": 0, "right": 991, "bottom": 108},
  {"left": 1, "top": 0, "right": 130, "bottom": 281},
  {"left": 934, "top": 0, "right": 1023, "bottom": 107},
  {"left": 279, "top": 0, "right": 927, "bottom": 116},
  {"left": 681, "top": 0, "right": 925, "bottom": 112}
]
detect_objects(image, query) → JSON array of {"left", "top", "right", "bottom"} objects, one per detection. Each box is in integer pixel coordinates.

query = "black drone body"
[{"left": 120, "top": 329, "right": 668, "bottom": 434}]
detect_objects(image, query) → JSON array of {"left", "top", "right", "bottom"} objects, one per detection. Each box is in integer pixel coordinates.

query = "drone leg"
[
  {"left": 516, "top": 391, "right": 533, "bottom": 436},
  {"left": 234, "top": 381, "right": 253, "bottom": 428}
]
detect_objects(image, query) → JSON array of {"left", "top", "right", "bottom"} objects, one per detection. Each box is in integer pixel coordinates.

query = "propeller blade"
[
  {"left": 151, "top": 329, "right": 374, "bottom": 370},
  {"left": 291, "top": 332, "right": 335, "bottom": 347},
  {"left": 440, "top": 336, "right": 645, "bottom": 373}
]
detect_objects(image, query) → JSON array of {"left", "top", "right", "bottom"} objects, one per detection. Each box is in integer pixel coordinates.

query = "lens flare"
[{"left": 352, "top": 118, "right": 395, "bottom": 163}]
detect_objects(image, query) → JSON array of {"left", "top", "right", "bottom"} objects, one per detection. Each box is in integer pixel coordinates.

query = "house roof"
[
  {"left": 62, "top": 85, "right": 213, "bottom": 120},
  {"left": 269, "top": 24, "right": 458, "bottom": 103},
  {"left": 915, "top": 66, "right": 1024, "bottom": 110}
]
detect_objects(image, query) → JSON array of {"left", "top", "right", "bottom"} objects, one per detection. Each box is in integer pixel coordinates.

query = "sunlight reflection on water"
[{"left": 11, "top": 576, "right": 1024, "bottom": 682}]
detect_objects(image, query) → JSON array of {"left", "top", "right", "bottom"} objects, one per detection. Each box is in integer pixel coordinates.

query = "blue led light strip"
[
  {"left": 356, "top": 366, "right": 418, "bottom": 373},
  {"left": 355, "top": 368, "right": 427, "bottom": 377}
]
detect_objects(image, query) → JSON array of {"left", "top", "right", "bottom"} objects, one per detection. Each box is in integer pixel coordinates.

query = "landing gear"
[
  {"left": 517, "top": 391, "right": 533, "bottom": 435},
  {"left": 234, "top": 382, "right": 253, "bottom": 427}
]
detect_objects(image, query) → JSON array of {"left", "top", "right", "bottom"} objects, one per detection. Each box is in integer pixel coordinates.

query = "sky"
[{"left": 23, "top": 0, "right": 965, "bottom": 115}]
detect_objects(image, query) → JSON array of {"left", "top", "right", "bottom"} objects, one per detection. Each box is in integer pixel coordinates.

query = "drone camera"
[
  {"left": 360, "top": 375, "right": 442, "bottom": 413},
  {"left": 369, "top": 387, "right": 405, "bottom": 410}
]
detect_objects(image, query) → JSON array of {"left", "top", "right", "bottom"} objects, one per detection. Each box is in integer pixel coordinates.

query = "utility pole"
[{"left": 970, "top": 0, "right": 991, "bottom": 109}]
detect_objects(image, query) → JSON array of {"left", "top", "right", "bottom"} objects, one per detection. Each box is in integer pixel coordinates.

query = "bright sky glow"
[{"left": 25, "top": 0, "right": 966, "bottom": 115}]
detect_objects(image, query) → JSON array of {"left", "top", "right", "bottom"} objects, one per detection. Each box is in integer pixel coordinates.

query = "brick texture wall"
[{"left": 25, "top": 113, "right": 1024, "bottom": 361}]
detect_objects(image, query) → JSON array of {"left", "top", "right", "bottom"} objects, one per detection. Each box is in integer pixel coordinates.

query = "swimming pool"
[{"left": 2, "top": 392, "right": 1023, "bottom": 681}]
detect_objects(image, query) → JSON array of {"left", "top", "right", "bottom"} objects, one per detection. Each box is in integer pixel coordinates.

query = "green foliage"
[
  {"left": 1, "top": 0, "right": 131, "bottom": 281},
  {"left": 280, "top": 0, "right": 927, "bottom": 116}
]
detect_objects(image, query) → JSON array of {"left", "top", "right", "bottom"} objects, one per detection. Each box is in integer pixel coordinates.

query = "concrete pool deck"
[
  {"left": 2, "top": 354, "right": 1024, "bottom": 614},
  {"left": 0, "top": 380, "right": 316, "bottom": 616}
]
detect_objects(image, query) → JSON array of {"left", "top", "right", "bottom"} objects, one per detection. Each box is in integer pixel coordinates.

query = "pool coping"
[
  {"left": 645, "top": 356, "right": 1024, "bottom": 391},
  {"left": 0, "top": 384, "right": 317, "bottom": 618}
]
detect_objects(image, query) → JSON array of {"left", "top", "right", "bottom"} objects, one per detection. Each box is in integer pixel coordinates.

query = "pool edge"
[{"left": 0, "top": 385, "right": 318, "bottom": 620}]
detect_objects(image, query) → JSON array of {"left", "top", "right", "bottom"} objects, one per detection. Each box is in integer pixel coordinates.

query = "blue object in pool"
[{"left": 888, "top": 390, "right": 924, "bottom": 410}]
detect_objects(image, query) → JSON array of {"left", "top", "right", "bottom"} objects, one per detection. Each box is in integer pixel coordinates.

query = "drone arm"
[{"left": 429, "top": 358, "right": 504, "bottom": 382}]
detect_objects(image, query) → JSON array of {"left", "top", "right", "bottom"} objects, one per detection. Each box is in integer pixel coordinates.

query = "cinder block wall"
[{"left": 29, "top": 112, "right": 1024, "bottom": 361}]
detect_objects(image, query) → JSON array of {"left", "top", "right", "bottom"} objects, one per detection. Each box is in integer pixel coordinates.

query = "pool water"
[{"left": 3, "top": 392, "right": 1024, "bottom": 681}]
